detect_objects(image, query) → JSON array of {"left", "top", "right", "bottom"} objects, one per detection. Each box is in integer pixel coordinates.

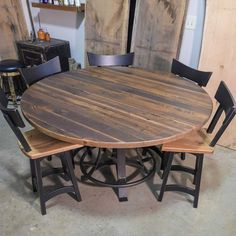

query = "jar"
[{"left": 37, "top": 29, "right": 46, "bottom": 41}]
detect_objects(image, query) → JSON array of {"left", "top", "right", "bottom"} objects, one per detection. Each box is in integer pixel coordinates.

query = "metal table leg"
[{"left": 116, "top": 149, "right": 128, "bottom": 202}]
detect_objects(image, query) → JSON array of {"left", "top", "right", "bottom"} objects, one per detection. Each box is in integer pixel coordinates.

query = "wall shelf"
[{"left": 31, "top": 3, "right": 85, "bottom": 13}]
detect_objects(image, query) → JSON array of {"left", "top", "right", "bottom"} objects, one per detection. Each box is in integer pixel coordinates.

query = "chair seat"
[
  {"left": 162, "top": 129, "right": 214, "bottom": 154},
  {"left": 19, "top": 129, "right": 83, "bottom": 159},
  {"left": 0, "top": 59, "right": 23, "bottom": 73}
]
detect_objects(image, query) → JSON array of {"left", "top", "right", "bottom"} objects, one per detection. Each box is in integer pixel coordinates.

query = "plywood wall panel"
[
  {"left": 85, "top": 0, "right": 130, "bottom": 60},
  {"left": 131, "top": 0, "right": 188, "bottom": 71},
  {"left": 0, "top": 0, "right": 28, "bottom": 59},
  {"left": 199, "top": 0, "right": 236, "bottom": 149}
]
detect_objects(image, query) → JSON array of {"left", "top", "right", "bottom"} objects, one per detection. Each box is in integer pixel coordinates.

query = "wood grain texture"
[
  {"left": 162, "top": 129, "right": 214, "bottom": 154},
  {"left": 131, "top": 0, "right": 188, "bottom": 71},
  {"left": 21, "top": 67, "right": 213, "bottom": 148},
  {"left": 19, "top": 129, "right": 83, "bottom": 159},
  {"left": 85, "top": 0, "right": 130, "bottom": 61},
  {"left": 0, "top": 0, "right": 28, "bottom": 59},
  {"left": 199, "top": 0, "right": 236, "bottom": 149}
]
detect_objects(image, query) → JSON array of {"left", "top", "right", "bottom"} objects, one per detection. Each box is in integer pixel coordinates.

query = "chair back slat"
[
  {"left": 19, "top": 56, "right": 61, "bottom": 87},
  {"left": 206, "top": 81, "right": 236, "bottom": 147},
  {"left": 0, "top": 89, "right": 31, "bottom": 152},
  {"left": 87, "top": 52, "right": 134, "bottom": 67},
  {"left": 171, "top": 59, "right": 212, "bottom": 87}
]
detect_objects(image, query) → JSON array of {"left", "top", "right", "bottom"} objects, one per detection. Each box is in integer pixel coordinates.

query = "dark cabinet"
[{"left": 16, "top": 38, "right": 71, "bottom": 72}]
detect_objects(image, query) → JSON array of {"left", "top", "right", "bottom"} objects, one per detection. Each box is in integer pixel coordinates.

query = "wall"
[
  {"left": 20, "top": 0, "right": 85, "bottom": 67},
  {"left": 179, "top": 0, "right": 205, "bottom": 68}
]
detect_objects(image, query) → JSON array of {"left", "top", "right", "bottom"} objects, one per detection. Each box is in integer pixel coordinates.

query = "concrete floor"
[{"left": 0, "top": 116, "right": 236, "bottom": 236}]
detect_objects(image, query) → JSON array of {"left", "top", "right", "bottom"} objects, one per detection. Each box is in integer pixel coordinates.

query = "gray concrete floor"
[{"left": 0, "top": 116, "right": 236, "bottom": 236}]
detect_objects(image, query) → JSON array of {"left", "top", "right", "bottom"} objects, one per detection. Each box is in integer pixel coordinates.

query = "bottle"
[
  {"left": 45, "top": 32, "right": 51, "bottom": 42},
  {"left": 37, "top": 28, "right": 46, "bottom": 41}
]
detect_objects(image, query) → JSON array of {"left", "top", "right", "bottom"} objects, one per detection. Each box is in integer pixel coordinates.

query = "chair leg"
[
  {"left": 34, "top": 159, "right": 46, "bottom": 215},
  {"left": 158, "top": 152, "right": 174, "bottom": 201},
  {"left": 69, "top": 150, "right": 75, "bottom": 168},
  {"left": 161, "top": 152, "right": 168, "bottom": 176},
  {"left": 64, "top": 152, "right": 82, "bottom": 202},
  {"left": 180, "top": 153, "right": 186, "bottom": 160},
  {"left": 193, "top": 155, "right": 198, "bottom": 185},
  {"left": 193, "top": 154, "right": 204, "bottom": 208},
  {"left": 30, "top": 159, "right": 37, "bottom": 192}
]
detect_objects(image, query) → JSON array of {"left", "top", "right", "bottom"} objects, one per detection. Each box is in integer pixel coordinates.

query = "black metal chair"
[
  {"left": 159, "top": 81, "right": 236, "bottom": 208},
  {"left": 171, "top": 59, "right": 213, "bottom": 161},
  {"left": 87, "top": 52, "right": 134, "bottom": 67},
  {"left": 18, "top": 56, "right": 61, "bottom": 88},
  {"left": 171, "top": 59, "right": 212, "bottom": 87},
  {"left": 0, "top": 88, "right": 82, "bottom": 215}
]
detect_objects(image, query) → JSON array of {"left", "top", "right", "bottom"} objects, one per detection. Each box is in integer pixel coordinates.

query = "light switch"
[{"left": 185, "top": 15, "right": 197, "bottom": 30}]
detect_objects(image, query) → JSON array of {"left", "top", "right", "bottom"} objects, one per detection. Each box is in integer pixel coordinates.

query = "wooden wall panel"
[
  {"left": 0, "top": 0, "right": 28, "bottom": 60},
  {"left": 199, "top": 0, "right": 236, "bottom": 149},
  {"left": 131, "top": 0, "right": 188, "bottom": 71},
  {"left": 85, "top": 0, "right": 130, "bottom": 60}
]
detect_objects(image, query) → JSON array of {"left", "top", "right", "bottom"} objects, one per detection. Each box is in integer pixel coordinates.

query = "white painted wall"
[
  {"left": 179, "top": 0, "right": 205, "bottom": 69},
  {"left": 20, "top": 0, "right": 85, "bottom": 67}
]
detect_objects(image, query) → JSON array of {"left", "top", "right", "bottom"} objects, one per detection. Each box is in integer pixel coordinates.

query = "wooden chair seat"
[
  {"left": 162, "top": 129, "right": 214, "bottom": 154},
  {"left": 19, "top": 129, "right": 83, "bottom": 159}
]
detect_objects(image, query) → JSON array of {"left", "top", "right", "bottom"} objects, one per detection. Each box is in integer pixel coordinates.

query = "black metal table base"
[{"left": 79, "top": 148, "right": 156, "bottom": 202}]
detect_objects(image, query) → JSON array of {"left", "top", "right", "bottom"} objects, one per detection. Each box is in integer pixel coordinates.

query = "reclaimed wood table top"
[{"left": 21, "top": 67, "right": 213, "bottom": 148}]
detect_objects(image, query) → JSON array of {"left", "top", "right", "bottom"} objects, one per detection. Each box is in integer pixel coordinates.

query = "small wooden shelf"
[{"left": 31, "top": 3, "right": 85, "bottom": 13}]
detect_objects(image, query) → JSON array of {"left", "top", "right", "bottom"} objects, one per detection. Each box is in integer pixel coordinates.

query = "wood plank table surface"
[{"left": 21, "top": 67, "right": 213, "bottom": 149}]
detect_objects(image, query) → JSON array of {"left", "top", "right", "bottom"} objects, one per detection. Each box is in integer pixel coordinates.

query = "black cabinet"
[{"left": 16, "top": 38, "right": 71, "bottom": 72}]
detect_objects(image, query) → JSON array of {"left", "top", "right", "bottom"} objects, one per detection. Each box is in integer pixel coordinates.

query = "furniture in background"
[
  {"left": 19, "top": 56, "right": 61, "bottom": 88},
  {"left": 171, "top": 59, "right": 213, "bottom": 87},
  {"left": 20, "top": 67, "right": 213, "bottom": 202},
  {"left": 31, "top": 2, "right": 85, "bottom": 12},
  {"left": 0, "top": 88, "right": 82, "bottom": 215},
  {"left": 16, "top": 38, "right": 71, "bottom": 72},
  {"left": 0, "top": 59, "right": 25, "bottom": 105},
  {"left": 87, "top": 52, "right": 134, "bottom": 67},
  {"left": 159, "top": 81, "right": 236, "bottom": 208}
]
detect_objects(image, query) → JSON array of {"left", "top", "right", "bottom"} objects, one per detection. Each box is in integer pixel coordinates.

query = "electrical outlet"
[{"left": 185, "top": 15, "right": 197, "bottom": 30}]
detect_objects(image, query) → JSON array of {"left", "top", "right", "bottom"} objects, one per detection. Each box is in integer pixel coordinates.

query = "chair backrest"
[
  {"left": 0, "top": 89, "right": 31, "bottom": 152},
  {"left": 207, "top": 81, "right": 236, "bottom": 146},
  {"left": 19, "top": 56, "right": 61, "bottom": 87},
  {"left": 171, "top": 59, "right": 212, "bottom": 87},
  {"left": 87, "top": 52, "right": 134, "bottom": 67}
]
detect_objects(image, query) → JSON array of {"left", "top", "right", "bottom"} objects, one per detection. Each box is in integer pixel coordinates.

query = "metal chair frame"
[
  {"left": 0, "top": 88, "right": 81, "bottom": 215},
  {"left": 87, "top": 52, "right": 134, "bottom": 67},
  {"left": 159, "top": 81, "right": 236, "bottom": 207},
  {"left": 18, "top": 56, "right": 61, "bottom": 87},
  {"left": 171, "top": 59, "right": 212, "bottom": 87}
]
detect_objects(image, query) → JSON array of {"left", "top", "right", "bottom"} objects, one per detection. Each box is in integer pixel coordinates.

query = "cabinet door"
[
  {"left": 199, "top": 0, "right": 236, "bottom": 149},
  {"left": 0, "top": 0, "right": 28, "bottom": 59},
  {"left": 85, "top": 0, "right": 130, "bottom": 61},
  {"left": 131, "top": 0, "right": 188, "bottom": 71}
]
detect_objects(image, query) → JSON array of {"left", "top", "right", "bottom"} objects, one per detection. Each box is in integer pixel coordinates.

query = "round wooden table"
[
  {"left": 21, "top": 67, "right": 213, "bottom": 147},
  {"left": 21, "top": 67, "right": 213, "bottom": 201}
]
